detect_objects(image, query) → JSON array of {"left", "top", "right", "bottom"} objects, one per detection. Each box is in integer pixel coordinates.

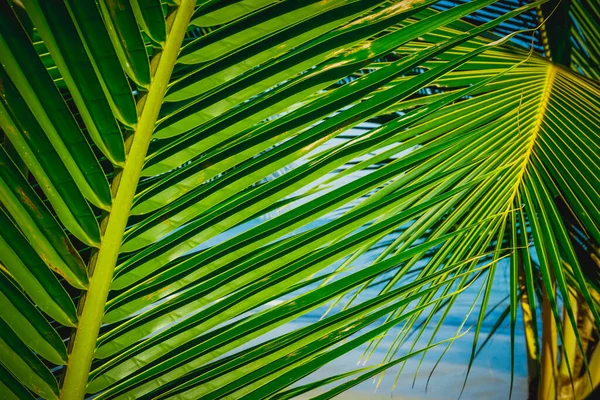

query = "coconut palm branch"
[{"left": 0, "top": 0, "right": 598, "bottom": 399}]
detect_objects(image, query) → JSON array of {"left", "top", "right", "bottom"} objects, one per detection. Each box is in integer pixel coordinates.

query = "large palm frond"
[{"left": 0, "top": 0, "right": 599, "bottom": 399}]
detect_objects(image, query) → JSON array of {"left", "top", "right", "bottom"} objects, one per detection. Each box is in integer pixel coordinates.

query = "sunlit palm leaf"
[{"left": 0, "top": 0, "right": 599, "bottom": 399}]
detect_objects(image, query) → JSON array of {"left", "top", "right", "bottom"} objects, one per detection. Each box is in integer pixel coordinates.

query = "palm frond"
[{"left": 0, "top": 0, "right": 599, "bottom": 399}]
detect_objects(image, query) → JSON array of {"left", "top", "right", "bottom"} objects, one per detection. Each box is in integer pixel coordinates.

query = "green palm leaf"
[{"left": 0, "top": 0, "right": 599, "bottom": 399}]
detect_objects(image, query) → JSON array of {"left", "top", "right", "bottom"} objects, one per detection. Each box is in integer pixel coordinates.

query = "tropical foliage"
[{"left": 0, "top": 0, "right": 599, "bottom": 399}]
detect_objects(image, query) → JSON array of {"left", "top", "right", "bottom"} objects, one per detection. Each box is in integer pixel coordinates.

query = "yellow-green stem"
[
  {"left": 558, "top": 293, "right": 578, "bottom": 399},
  {"left": 519, "top": 278, "right": 539, "bottom": 398},
  {"left": 59, "top": 1, "right": 195, "bottom": 398},
  {"left": 539, "top": 285, "right": 557, "bottom": 400}
]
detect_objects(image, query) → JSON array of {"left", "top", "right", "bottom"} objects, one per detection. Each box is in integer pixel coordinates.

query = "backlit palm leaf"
[{"left": 0, "top": 0, "right": 598, "bottom": 399}]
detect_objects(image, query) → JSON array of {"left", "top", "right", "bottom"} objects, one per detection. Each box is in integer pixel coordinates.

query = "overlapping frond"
[
  {"left": 568, "top": 0, "right": 600, "bottom": 79},
  {"left": 0, "top": 0, "right": 599, "bottom": 399}
]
